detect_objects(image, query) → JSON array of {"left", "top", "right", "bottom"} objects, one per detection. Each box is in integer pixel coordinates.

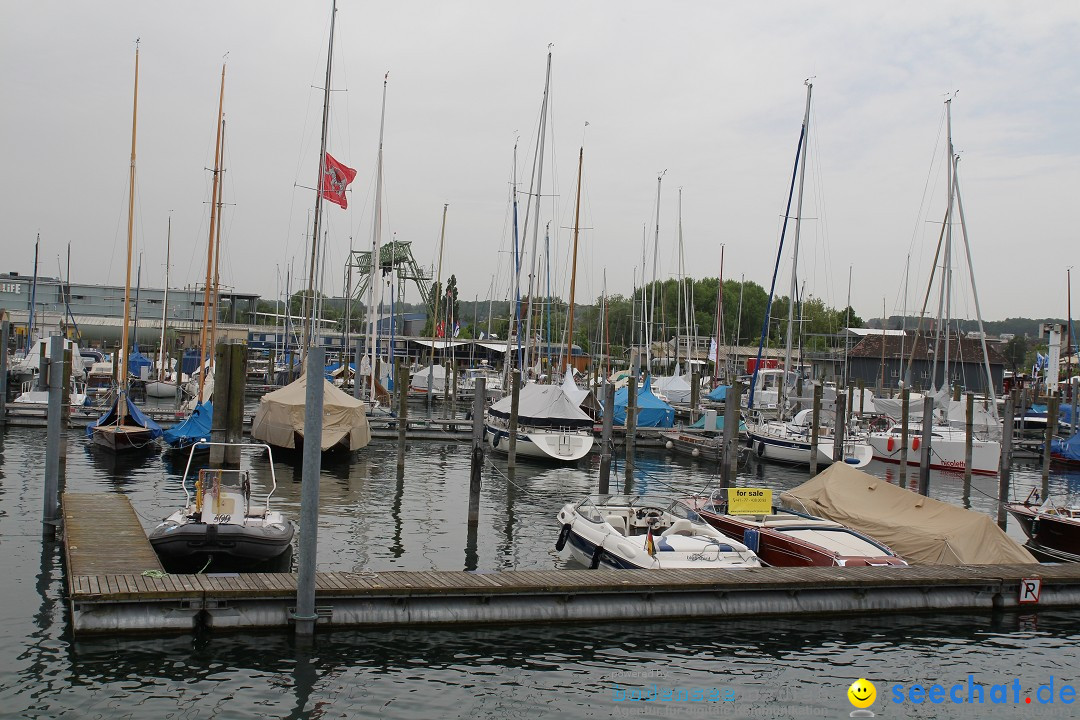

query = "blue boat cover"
[
  {"left": 707, "top": 385, "right": 729, "bottom": 402},
  {"left": 128, "top": 343, "right": 154, "bottom": 378},
  {"left": 1051, "top": 432, "right": 1080, "bottom": 462},
  {"left": 162, "top": 401, "right": 213, "bottom": 448},
  {"left": 85, "top": 394, "right": 164, "bottom": 439},
  {"left": 181, "top": 348, "right": 203, "bottom": 376},
  {"left": 612, "top": 376, "right": 675, "bottom": 428}
]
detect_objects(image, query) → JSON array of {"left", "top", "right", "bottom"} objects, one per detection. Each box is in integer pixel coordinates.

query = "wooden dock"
[{"left": 62, "top": 493, "right": 1080, "bottom": 635}]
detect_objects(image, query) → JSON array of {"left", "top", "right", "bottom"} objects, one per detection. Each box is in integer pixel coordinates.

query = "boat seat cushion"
[{"left": 605, "top": 514, "right": 628, "bottom": 536}]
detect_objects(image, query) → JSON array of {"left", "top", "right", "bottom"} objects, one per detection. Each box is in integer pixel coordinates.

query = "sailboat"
[
  {"left": 744, "top": 81, "right": 869, "bottom": 468},
  {"left": 867, "top": 96, "right": 1001, "bottom": 475},
  {"left": 146, "top": 216, "right": 185, "bottom": 398},
  {"left": 88, "top": 42, "right": 163, "bottom": 451},
  {"left": 163, "top": 62, "right": 228, "bottom": 451},
  {"left": 250, "top": 0, "right": 370, "bottom": 454}
]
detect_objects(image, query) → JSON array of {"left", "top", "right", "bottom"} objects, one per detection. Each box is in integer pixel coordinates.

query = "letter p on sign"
[{"left": 1019, "top": 578, "right": 1041, "bottom": 604}]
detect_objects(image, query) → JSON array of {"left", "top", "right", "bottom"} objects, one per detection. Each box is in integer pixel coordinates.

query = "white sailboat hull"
[
  {"left": 868, "top": 431, "right": 1000, "bottom": 475},
  {"left": 486, "top": 423, "right": 593, "bottom": 462}
]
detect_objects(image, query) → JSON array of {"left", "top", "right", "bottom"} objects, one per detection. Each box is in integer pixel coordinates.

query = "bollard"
[
  {"left": 42, "top": 335, "right": 63, "bottom": 538},
  {"left": 396, "top": 360, "right": 408, "bottom": 470},
  {"left": 294, "top": 347, "right": 326, "bottom": 637},
  {"left": 997, "top": 390, "right": 1015, "bottom": 529},
  {"left": 964, "top": 392, "right": 974, "bottom": 486},
  {"left": 918, "top": 396, "right": 934, "bottom": 496},
  {"left": 624, "top": 375, "right": 638, "bottom": 492},
  {"left": 810, "top": 383, "right": 822, "bottom": 475},
  {"left": 508, "top": 370, "right": 521, "bottom": 469},
  {"left": 720, "top": 382, "right": 740, "bottom": 489},
  {"left": 899, "top": 388, "right": 910, "bottom": 484},
  {"left": 0, "top": 320, "right": 8, "bottom": 425},
  {"left": 599, "top": 382, "right": 614, "bottom": 495}
]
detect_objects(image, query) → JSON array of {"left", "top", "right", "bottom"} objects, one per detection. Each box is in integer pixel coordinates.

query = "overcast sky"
[{"left": 2, "top": 1, "right": 1078, "bottom": 325}]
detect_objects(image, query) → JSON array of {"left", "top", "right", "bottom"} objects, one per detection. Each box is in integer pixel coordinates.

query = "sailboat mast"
[
  {"left": 209, "top": 118, "right": 227, "bottom": 365},
  {"left": 427, "top": 204, "right": 448, "bottom": 393},
  {"left": 842, "top": 264, "right": 852, "bottom": 390},
  {"left": 646, "top": 171, "right": 665, "bottom": 373},
  {"left": 678, "top": 188, "right": 691, "bottom": 371},
  {"left": 157, "top": 216, "right": 171, "bottom": 382},
  {"left": 302, "top": 0, "right": 338, "bottom": 360},
  {"left": 197, "top": 63, "right": 226, "bottom": 403},
  {"left": 522, "top": 51, "right": 552, "bottom": 379},
  {"left": 714, "top": 245, "right": 725, "bottom": 386},
  {"left": 780, "top": 80, "right": 812, "bottom": 412},
  {"left": 119, "top": 42, "right": 140, "bottom": 419},
  {"left": 29, "top": 233, "right": 39, "bottom": 346},
  {"left": 943, "top": 97, "right": 955, "bottom": 393},
  {"left": 565, "top": 146, "right": 584, "bottom": 375},
  {"left": 367, "top": 72, "right": 389, "bottom": 402}
]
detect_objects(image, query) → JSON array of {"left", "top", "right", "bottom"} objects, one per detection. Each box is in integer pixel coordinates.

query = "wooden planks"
[{"left": 64, "top": 493, "right": 163, "bottom": 588}]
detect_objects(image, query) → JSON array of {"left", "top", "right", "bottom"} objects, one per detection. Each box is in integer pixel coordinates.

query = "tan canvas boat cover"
[
  {"left": 251, "top": 375, "right": 371, "bottom": 451},
  {"left": 782, "top": 463, "right": 1036, "bottom": 565}
]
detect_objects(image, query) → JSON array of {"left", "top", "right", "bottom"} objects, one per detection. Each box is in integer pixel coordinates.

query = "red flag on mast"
[{"left": 321, "top": 152, "right": 356, "bottom": 209}]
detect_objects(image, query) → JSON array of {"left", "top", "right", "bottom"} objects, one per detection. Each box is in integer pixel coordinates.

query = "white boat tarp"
[
  {"left": 782, "top": 463, "right": 1036, "bottom": 565},
  {"left": 653, "top": 373, "right": 693, "bottom": 404},
  {"left": 560, "top": 372, "right": 590, "bottom": 408},
  {"left": 251, "top": 374, "right": 371, "bottom": 451},
  {"left": 488, "top": 382, "right": 593, "bottom": 429},
  {"left": 409, "top": 364, "right": 447, "bottom": 392},
  {"left": 15, "top": 338, "right": 87, "bottom": 378}
]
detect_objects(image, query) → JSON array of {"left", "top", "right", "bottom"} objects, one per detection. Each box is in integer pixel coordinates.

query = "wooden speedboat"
[
  {"left": 1006, "top": 489, "right": 1080, "bottom": 562},
  {"left": 149, "top": 441, "right": 294, "bottom": 564},
  {"left": 691, "top": 494, "right": 906, "bottom": 567},
  {"left": 555, "top": 495, "right": 760, "bottom": 570}
]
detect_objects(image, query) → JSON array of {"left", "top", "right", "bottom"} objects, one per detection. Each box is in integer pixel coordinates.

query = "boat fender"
[
  {"left": 756, "top": 441, "right": 766, "bottom": 458},
  {"left": 887, "top": 437, "right": 895, "bottom": 452},
  {"left": 555, "top": 523, "right": 572, "bottom": 552},
  {"left": 492, "top": 433, "right": 500, "bottom": 449},
  {"left": 743, "top": 528, "right": 760, "bottom": 554},
  {"left": 665, "top": 440, "right": 673, "bottom": 450},
  {"left": 912, "top": 437, "right": 920, "bottom": 451},
  {"left": 844, "top": 457, "right": 859, "bottom": 465},
  {"left": 1031, "top": 518, "right": 1040, "bottom": 536},
  {"left": 589, "top": 544, "right": 604, "bottom": 569}
]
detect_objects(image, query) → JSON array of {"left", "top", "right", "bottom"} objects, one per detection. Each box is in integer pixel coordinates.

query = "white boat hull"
[
  {"left": 486, "top": 424, "right": 593, "bottom": 462},
  {"left": 145, "top": 380, "right": 181, "bottom": 398},
  {"left": 868, "top": 432, "right": 1000, "bottom": 475}
]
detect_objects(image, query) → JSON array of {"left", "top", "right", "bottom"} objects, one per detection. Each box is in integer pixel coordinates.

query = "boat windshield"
[
  {"left": 664, "top": 499, "right": 705, "bottom": 525},
  {"left": 574, "top": 497, "right": 605, "bottom": 523}
]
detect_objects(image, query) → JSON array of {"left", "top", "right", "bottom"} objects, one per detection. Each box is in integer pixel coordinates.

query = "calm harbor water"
[{"left": 2, "top": 415, "right": 1079, "bottom": 718}]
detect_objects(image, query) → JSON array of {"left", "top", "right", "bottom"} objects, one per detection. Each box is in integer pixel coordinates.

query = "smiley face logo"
[{"left": 847, "top": 679, "right": 876, "bottom": 709}]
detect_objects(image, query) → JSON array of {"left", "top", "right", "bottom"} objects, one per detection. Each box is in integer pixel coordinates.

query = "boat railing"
[{"left": 182, "top": 440, "right": 279, "bottom": 515}]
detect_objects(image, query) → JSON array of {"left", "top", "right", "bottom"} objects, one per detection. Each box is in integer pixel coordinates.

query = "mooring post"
[
  {"left": 1042, "top": 393, "right": 1058, "bottom": 494},
  {"left": 720, "top": 381, "right": 740, "bottom": 489},
  {"left": 353, "top": 339, "right": 363, "bottom": 400},
  {"left": 468, "top": 377, "right": 485, "bottom": 532},
  {"left": 0, "top": 319, "right": 8, "bottom": 426},
  {"left": 899, "top": 388, "right": 910, "bottom": 484},
  {"left": 451, "top": 361, "right": 458, "bottom": 404},
  {"left": 964, "top": 392, "right": 974, "bottom": 486},
  {"left": 61, "top": 347, "right": 71, "bottom": 431},
  {"left": 443, "top": 361, "right": 450, "bottom": 411},
  {"left": 624, "top": 374, "right": 638, "bottom": 492},
  {"left": 36, "top": 342, "right": 47, "bottom": 391},
  {"left": 295, "top": 347, "right": 325, "bottom": 637},
  {"left": 507, "top": 370, "right": 521, "bottom": 469},
  {"left": 810, "top": 382, "right": 822, "bottom": 475},
  {"left": 42, "top": 335, "right": 63, "bottom": 538},
  {"left": 858, "top": 379, "right": 865, "bottom": 417},
  {"left": 690, "top": 369, "right": 700, "bottom": 425},
  {"left": 396, "top": 360, "right": 408, "bottom": 470},
  {"left": 1072, "top": 381, "right": 1079, "bottom": 440},
  {"left": 918, "top": 395, "right": 934, "bottom": 496},
  {"left": 997, "top": 390, "right": 1016, "bottom": 529},
  {"left": 1018, "top": 388, "right": 1029, "bottom": 438},
  {"left": 832, "top": 392, "right": 846, "bottom": 464},
  {"left": 210, "top": 342, "right": 246, "bottom": 468},
  {"left": 599, "top": 382, "right": 614, "bottom": 495}
]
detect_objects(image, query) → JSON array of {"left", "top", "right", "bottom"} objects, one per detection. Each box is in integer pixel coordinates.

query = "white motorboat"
[
  {"left": 149, "top": 441, "right": 294, "bottom": 564},
  {"left": 485, "top": 382, "right": 594, "bottom": 462},
  {"left": 555, "top": 495, "right": 760, "bottom": 570},
  {"left": 867, "top": 423, "right": 1000, "bottom": 475}
]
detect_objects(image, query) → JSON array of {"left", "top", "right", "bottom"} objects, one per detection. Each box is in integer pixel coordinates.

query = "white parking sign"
[{"left": 1019, "top": 578, "right": 1041, "bottom": 604}]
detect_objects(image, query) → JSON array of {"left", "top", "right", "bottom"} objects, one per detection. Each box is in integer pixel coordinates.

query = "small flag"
[
  {"left": 435, "top": 321, "right": 445, "bottom": 338},
  {"left": 453, "top": 321, "right": 461, "bottom": 338},
  {"left": 320, "top": 152, "right": 357, "bottom": 209},
  {"left": 645, "top": 525, "right": 656, "bottom": 557}
]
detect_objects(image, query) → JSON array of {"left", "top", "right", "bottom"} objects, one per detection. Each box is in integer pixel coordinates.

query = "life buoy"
[
  {"left": 589, "top": 544, "right": 605, "bottom": 569},
  {"left": 912, "top": 437, "right": 920, "bottom": 451},
  {"left": 887, "top": 437, "right": 895, "bottom": 452},
  {"left": 555, "top": 523, "right": 572, "bottom": 551}
]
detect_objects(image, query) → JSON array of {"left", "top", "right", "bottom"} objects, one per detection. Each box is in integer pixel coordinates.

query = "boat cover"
[
  {"left": 163, "top": 401, "right": 213, "bottom": 448},
  {"left": 612, "top": 376, "right": 675, "bottom": 428},
  {"left": 250, "top": 375, "right": 371, "bottom": 451},
  {"left": 654, "top": 372, "right": 692, "bottom": 404},
  {"left": 560, "top": 372, "right": 590, "bottom": 408},
  {"left": 783, "top": 463, "right": 1036, "bottom": 565},
  {"left": 1052, "top": 432, "right": 1080, "bottom": 462},
  {"left": 128, "top": 343, "right": 154, "bottom": 379},
  {"left": 85, "top": 394, "right": 164, "bottom": 439},
  {"left": 488, "top": 382, "right": 593, "bottom": 429},
  {"left": 707, "top": 385, "right": 728, "bottom": 402},
  {"left": 410, "top": 364, "right": 446, "bottom": 393}
]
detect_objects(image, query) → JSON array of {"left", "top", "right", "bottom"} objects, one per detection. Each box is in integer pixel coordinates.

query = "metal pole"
[
  {"left": 720, "top": 381, "right": 740, "bottom": 489},
  {"left": 899, "top": 388, "right": 910, "bottom": 484},
  {"left": 42, "top": 335, "right": 63, "bottom": 538},
  {"left": 624, "top": 374, "right": 638, "bottom": 491},
  {"left": 295, "top": 346, "right": 325, "bottom": 637},
  {"left": 997, "top": 390, "right": 1015, "bottom": 529},
  {"left": 507, "top": 370, "right": 521, "bottom": 469},
  {"left": 396, "top": 359, "right": 407, "bottom": 469},
  {"left": 964, "top": 392, "right": 974, "bottom": 485},
  {"left": 599, "top": 382, "right": 614, "bottom": 494},
  {"left": 918, "top": 396, "right": 933, "bottom": 496},
  {"left": 0, "top": 320, "right": 8, "bottom": 425},
  {"left": 809, "top": 382, "right": 821, "bottom": 475},
  {"left": 353, "top": 338, "right": 363, "bottom": 399}
]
